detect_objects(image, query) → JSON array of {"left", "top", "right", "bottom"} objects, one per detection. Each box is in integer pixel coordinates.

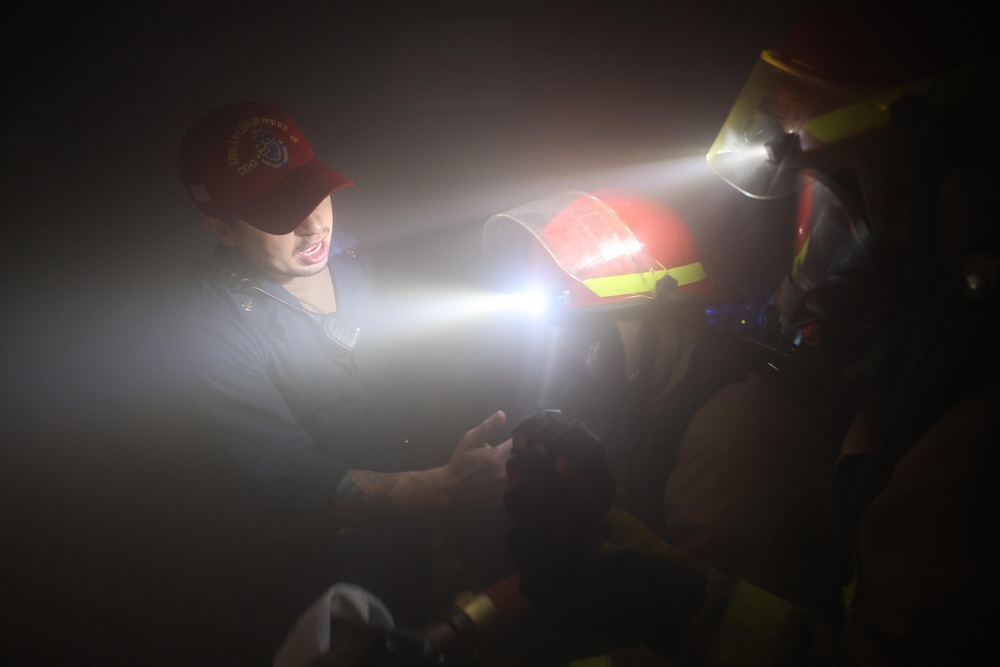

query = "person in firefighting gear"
[
  {"left": 482, "top": 188, "right": 742, "bottom": 500},
  {"left": 501, "top": 1, "right": 1000, "bottom": 665},
  {"left": 275, "top": 410, "right": 705, "bottom": 667},
  {"left": 482, "top": 187, "right": 851, "bottom": 617}
]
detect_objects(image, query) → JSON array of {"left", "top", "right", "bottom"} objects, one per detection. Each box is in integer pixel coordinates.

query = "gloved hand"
[
  {"left": 502, "top": 410, "right": 707, "bottom": 657},
  {"left": 504, "top": 410, "right": 616, "bottom": 545},
  {"left": 507, "top": 507, "right": 707, "bottom": 657}
]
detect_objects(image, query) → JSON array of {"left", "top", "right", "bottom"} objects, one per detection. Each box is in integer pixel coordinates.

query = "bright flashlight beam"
[
  {"left": 376, "top": 285, "right": 556, "bottom": 343},
  {"left": 498, "top": 289, "right": 552, "bottom": 315},
  {"left": 364, "top": 151, "right": 726, "bottom": 346}
]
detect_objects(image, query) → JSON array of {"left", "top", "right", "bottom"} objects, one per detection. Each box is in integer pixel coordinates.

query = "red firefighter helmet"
[{"left": 483, "top": 189, "right": 729, "bottom": 311}]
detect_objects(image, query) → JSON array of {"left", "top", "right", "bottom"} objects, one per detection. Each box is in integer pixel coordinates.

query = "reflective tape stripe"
[
  {"left": 581, "top": 261, "right": 707, "bottom": 297},
  {"left": 791, "top": 235, "right": 810, "bottom": 279},
  {"left": 709, "top": 580, "right": 792, "bottom": 667},
  {"left": 774, "top": 50, "right": 998, "bottom": 147},
  {"left": 804, "top": 78, "right": 933, "bottom": 145}
]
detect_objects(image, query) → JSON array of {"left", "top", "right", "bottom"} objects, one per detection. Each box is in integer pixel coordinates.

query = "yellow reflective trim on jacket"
[
  {"left": 709, "top": 580, "right": 793, "bottom": 667},
  {"left": 580, "top": 261, "right": 707, "bottom": 297},
  {"left": 791, "top": 235, "right": 810, "bottom": 279}
]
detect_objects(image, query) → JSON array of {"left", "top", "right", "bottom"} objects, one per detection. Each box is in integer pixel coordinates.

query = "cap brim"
[{"left": 233, "top": 158, "right": 353, "bottom": 235}]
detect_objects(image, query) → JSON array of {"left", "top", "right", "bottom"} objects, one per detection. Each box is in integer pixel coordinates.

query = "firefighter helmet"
[
  {"left": 708, "top": 0, "right": 999, "bottom": 315},
  {"left": 483, "top": 188, "right": 729, "bottom": 312},
  {"left": 705, "top": 1, "right": 994, "bottom": 202}
]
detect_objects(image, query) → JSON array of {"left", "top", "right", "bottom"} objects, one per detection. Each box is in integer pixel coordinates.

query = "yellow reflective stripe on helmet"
[
  {"left": 803, "top": 78, "right": 935, "bottom": 145},
  {"left": 581, "top": 261, "right": 707, "bottom": 297},
  {"left": 802, "top": 50, "right": 1000, "bottom": 146},
  {"left": 709, "top": 580, "right": 793, "bottom": 667}
]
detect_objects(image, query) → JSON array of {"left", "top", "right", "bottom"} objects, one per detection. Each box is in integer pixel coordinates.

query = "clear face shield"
[
  {"left": 706, "top": 51, "right": 915, "bottom": 200},
  {"left": 482, "top": 191, "right": 676, "bottom": 408},
  {"left": 482, "top": 190, "right": 667, "bottom": 311}
]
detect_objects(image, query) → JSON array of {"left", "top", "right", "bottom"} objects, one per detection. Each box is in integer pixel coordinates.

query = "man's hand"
[
  {"left": 441, "top": 410, "right": 513, "bottom": 507},
  {"left": 332, "top": 411, "right": 512, "bottom": 524}
]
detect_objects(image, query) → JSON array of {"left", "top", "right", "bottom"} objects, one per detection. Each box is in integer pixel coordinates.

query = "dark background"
[{"left": 2, "top": 1, "right": 809, "bottom": 664}]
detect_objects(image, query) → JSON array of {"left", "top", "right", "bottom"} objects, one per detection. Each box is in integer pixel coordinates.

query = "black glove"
[
  {"left": 503, "top": 411, "right": 706, "bottom": 657},
  {"left": 504, "top": 410, "right": 616, "bottom": 542}
]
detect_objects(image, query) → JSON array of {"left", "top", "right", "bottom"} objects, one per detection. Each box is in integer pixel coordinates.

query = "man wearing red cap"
[{"left": 175, "top": 102, "right": 513, "bottom": 659}]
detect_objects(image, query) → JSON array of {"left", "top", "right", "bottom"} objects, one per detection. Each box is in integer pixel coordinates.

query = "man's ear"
[{"left": 203, "top": 214, "right": 237, "bottom": 246}]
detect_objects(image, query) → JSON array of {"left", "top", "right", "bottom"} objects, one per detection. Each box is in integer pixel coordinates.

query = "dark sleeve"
[
  {"left": 843, "top": 381, "right": 1000, "bottom": 665},
  {"left": 679, "top": 382, "right": 1000, "bottom": 667},
  {"left": 182, "top": 294, "right": 350, "bottom": 534}
]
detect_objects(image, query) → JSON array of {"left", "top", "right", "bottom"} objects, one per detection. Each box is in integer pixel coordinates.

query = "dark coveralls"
[{"left": 177, "top": 238, "right": 433, "bottom": 661}]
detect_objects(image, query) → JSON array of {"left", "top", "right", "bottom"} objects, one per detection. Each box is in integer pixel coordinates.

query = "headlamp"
[
  {"left": 505, "top": 288, "right": 572, "bottom": 315},
  {"left": 764, "top": 132, "right": 800, "bottom": 164}
]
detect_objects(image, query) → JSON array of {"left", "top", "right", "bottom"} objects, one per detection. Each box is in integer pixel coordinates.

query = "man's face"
[{"left": 207, "top": 196, "right": 334, "bottom": 283}]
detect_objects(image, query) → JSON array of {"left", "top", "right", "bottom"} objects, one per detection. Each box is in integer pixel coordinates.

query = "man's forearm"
[
  {"left": 331, "top": 411, "right": 510, "bottom": 527},
  {"left": 332, "top": 467, "right": 450, "bottom": 527}
]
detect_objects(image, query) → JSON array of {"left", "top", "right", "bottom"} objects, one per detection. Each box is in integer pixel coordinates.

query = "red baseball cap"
[{"left": 177, "top": 101, "right": 353, "bottom": 235}]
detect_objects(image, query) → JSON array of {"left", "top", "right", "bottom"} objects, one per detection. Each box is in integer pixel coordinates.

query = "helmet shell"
[{"left": 484, "top": 189, "right": 728, "bottom": 310}]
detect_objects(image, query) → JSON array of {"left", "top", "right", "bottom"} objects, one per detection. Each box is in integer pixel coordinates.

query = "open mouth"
[
  {"left": 299, "top": 238, "right": 329, "bottom": 264},
  {"left": 302, "top": 241, "right": 323, "bottom": 256}
]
